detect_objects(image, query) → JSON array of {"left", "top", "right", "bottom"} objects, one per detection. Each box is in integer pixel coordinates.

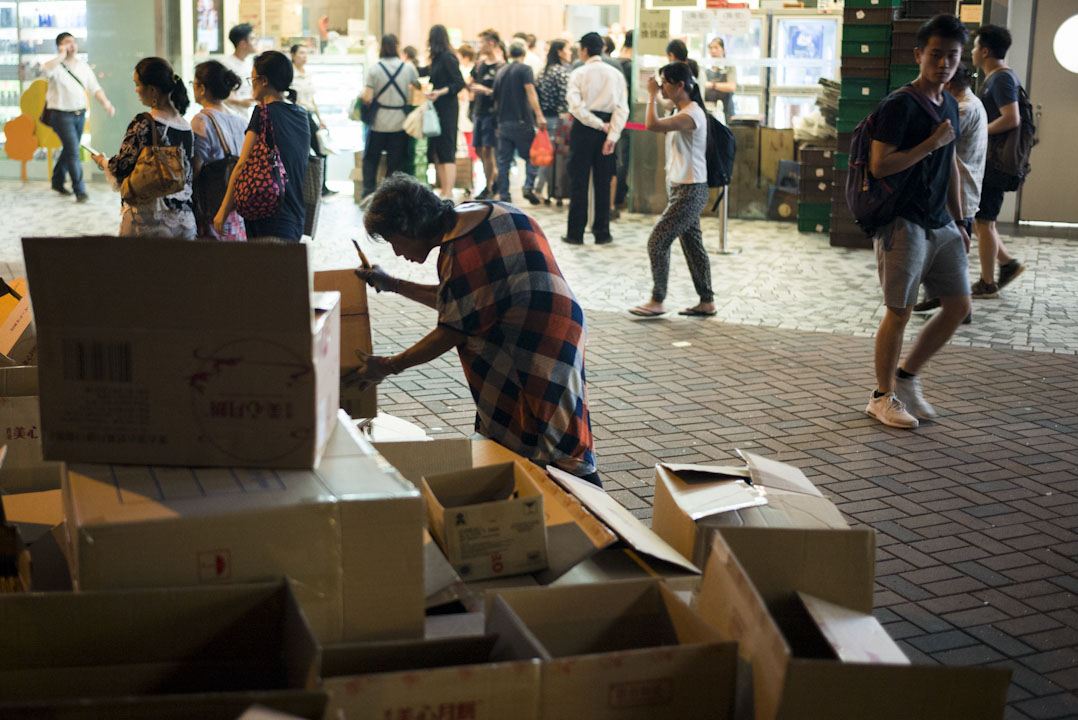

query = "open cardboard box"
[
  {"left": 697, "top": 527, "right": 1012, "bottom": 720},
  {"left": 423, "top": 461, "right": 548, "bottom": 581},
  {"left": 322, "top": 632, "right": 541, "bottom": 719},
  {"left": 61, "top": 410, "right": 424, "bottom": 643},
  {"left": 653, "top": 450, "right": 847, "bottom": 568},
  {"left": 0, "top": 365, "right": 65, "bottom": 494},
  {"left": 0, "top": 580, "right": 327, "bottom": 719},
  {"left": 0, "top": 278, "right": 36, "bottom": 365},
  {"left": 313, "top": 270, "right": 376, "bottom": 420},
  {"left": 487, "top": 578, "right": 738, "bottom": 720},
  {"left": 24, "top": 237, "right": 340, "bottom": 469}
]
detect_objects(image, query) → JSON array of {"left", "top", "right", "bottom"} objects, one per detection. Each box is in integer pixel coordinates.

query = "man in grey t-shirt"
[{"left": 361, "top": 34, "right": 420, "bottom": 198}]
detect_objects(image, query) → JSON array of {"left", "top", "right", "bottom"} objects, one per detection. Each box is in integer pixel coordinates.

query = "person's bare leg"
[
  {"left": 875, "top": 306, "right": 912, "bottom": 394},
  {"left": 440, "top": 162, "right": 455, "bottom": 198},
  {"left": 974, "top": 219, "right": 999, "bottom": 283},
  {"left": 479, "top": 147, "right": 496, "bottom": 191},
  {"left": 902, "top": 294, "right": 971, "bottom": 375}
]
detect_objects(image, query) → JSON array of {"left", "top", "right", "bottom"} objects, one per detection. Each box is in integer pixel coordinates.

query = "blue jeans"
[
  {"left": 50, "top": 110, "right": 86, "bottom": 195},
  {"left": 495, "top": 120, "right": 537, "bottom": 200}
]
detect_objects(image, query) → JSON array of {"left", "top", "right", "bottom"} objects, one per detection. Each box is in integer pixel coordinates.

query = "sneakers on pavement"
[
  {"left": 476, "top": 187, "right": 492, "bottom": 201},
  {"left": 865, "top": 392, "right": 919, "bottom": 428},
  {"left": 522, "top": 189, "right": 541, "bottom": 205},
  {"left": 895, "top": 375, "right": 937, "bottom": 419},
  {"left": 997, "top": 260, "right": 1025, "bottom": 290},
  {"left": 971, "top": 278, "right": 999, "bottom": 299}
]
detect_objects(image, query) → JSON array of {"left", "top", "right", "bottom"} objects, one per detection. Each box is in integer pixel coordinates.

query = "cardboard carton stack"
[
  {"left": 798, "top": 146, "right": 836, "bottom": 233},
  {"left": 832, "top": 1, "right": 904, "bottom": 249}
]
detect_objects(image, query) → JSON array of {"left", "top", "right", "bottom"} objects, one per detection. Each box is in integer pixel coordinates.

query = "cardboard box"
[
  {"left": 487, "top": 579, "right": 738, "bottom": 720},
  {"left": 0, "top": 278, "right": 36, "bottom": 365},
  {"left": 760, "top": 128, "right": 795, "bottom": 187},
  {"left": 61, "top": 410, "right": 424, "bottom": 643},
  {"left": 0, "top": 580, "right": 327, "bottom": 719},
  {"left": 313, "top": 270, "right": 377, "bottom": 419},
  {"left": 697, "top": 528, "right": 1012, "bottom": 720},
  {"left": 322, "top": 633, "right": 541, "bottom": 720},
  {"left": 23, "top": 237, "right": 341, "bottom": 469},
  {"left": 423, "top": 461, "right": 548, "bottom": 581},
  {"left": 653, "top": 451, "right": 847, "bottom": 569},
  {"left": 0, "top": 365, "right": 64, "bottom": 494}
]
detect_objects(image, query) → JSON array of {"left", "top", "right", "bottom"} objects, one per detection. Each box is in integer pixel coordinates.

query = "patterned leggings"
[{"left": 648, "top": 182, "right": 713, "bottom": 303}]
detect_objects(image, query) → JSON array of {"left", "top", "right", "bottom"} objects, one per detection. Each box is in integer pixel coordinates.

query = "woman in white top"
[
  {"left": 191, "top": 60, "right": 248, "bottom": 240},
  {"left": 629, "top": 62, "right": 715, "bottom": 318}
]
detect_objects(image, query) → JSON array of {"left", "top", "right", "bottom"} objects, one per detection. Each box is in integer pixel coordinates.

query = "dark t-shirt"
[
  {"left": 247, "top": 101, "right": 310, "bottom": 241},
  {"left": 471, "top": 60, "right": 502, "bottom": 117},
  {"left": 872, "top": 87, "right": 960, "bottom": 230},
  {"left": 493, "top": 61, "right": 534, "bottom": 125},
  {"left": 979, "top": 68, "right": 1019, "bottom": 124}
]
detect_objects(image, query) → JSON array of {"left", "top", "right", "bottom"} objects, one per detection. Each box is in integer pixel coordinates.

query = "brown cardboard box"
[
  {"left": 423, "top": 461, "right": 548, "bottom": 582},
  {"left": 313, "top": 270, "right": 376, "bottom": 419},
  {"left": 760, "top": 128, "right": 795, "bottom": 187},
  {"left": 0, "top": 366, "right": 64, "bottom": 494},
  {"left": 652, "top": 451, "right": 847, "bottom": 569},
  {"left": 0, "top": 279, "right": 36, "bottom": 365},
  {"left": 61, "top": 410, "right": 424, "bottom": 643},
  {"left": 697, "top": 528, "right": 1012, "bottom": 720},
  {"left": 0, "top": 580, "right": 327, "bottom": 719},
  {"left": 322, "top": 633, "right": 541, "bottom": 720},
  {"left": 23, "top": 237, "right": 340, "bottom": 469},
  {"left": 488, "top": 579, "right": 738, "bottom": 720}
]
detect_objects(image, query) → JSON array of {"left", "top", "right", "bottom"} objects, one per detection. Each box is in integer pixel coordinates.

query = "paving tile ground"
[{"left": 3, "top": 176, "right": 1076, "bottom": 716}]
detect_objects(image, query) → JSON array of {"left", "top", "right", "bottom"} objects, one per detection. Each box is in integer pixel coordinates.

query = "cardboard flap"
[
  {"left": 486, "top": 595, "right": 550, "bottom": 662},
  {"left": 717, "top": 527, "right": 875, "bottom": 613},
  {"left": 658, "top": 462, "right": 750, "bottom": 481},
  {"left": 658, "top": 583, "right": 726, "bottom": 645},
  {"left": 759, "top": 488, "right": 848, "bottom": 529},
  {"left": 321, "top": 634, "right": 497, "bottom": 677},
  {"left": 0, "top": 365, "right": 37, "bottom": 396},
  {"left": 23, "top": 237, "right": 312, "bottom": 333},
  {"left": 738, "top": 451, "right": 824, "bottom": 497},
  {"left": 655, "top": 465, "right": 766, "bottom": 520},
  {"left": 777, "top": 660, "right": 1011, "bottom": 720},
  {"left": 423, "top": 463, "right": 517, "bottom": 508},
  {"left": 547, "top": 466, "right": 698, "bottom": 574},
  {"left": 374, "top": 438, "right": 472, "bottom": 485},
  {"left": 797, "top": 593, "right": 908, "bottom": 665}
]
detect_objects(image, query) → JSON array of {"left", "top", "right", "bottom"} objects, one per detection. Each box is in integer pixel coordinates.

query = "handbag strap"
[
  {"left": 204, "top": 109, "right": 233, "bottom": 156},
  {"left": 61, "top": 62, "right": 85, "bottom": 89},
  {"left": 257, "top": 104, "right": 277, "bottom": 149},
  {"left": 138, "top": 112, "right": 161, "bottom": 148}
]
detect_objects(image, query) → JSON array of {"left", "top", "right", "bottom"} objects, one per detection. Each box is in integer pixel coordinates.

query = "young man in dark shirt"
[
  {"left": 970, "top": 24, "right": 1026, "bottom": 299},
  {"left": 492, "top": 42, "right": 545, "bottom": 203},
  {"left": 865, "top": 15, "right": 972, "bottom": 429},
  {"left": 470, "top": 29, "right": 504, "bottom": 200}
]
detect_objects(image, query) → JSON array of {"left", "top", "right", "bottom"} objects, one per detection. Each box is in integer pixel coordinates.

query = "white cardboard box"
[
  {"left": 61, "top": 410, "right": 424, "bottom": 643},
  {"left": 0, "top": 365, "right": 64, "bottom": 494},
  {"left": 24, "top": 237, "right": 340, "bottom": 469}
]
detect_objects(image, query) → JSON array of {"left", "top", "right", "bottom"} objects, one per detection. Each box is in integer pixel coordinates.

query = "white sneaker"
[
  {"left": 865, "top": 392, "right": 919, "bottom": 428},
  {"left": 895, "top": 375, "right": 937, "bottom": 419}
]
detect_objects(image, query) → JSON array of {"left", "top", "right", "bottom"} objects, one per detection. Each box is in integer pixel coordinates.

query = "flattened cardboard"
[
  {"left": 548, "top": 465, "right": 698, "bottom": 575},
  {"left": 0, "top": 581, "right": 327, "bottom": 719},
  {"left": 62, "top": 410, "right": 424, "bottom": 643},
  {"left": 487, "top": 579, "right": 737, "bottom": 720},
  {"left": 423, "top": 462, "right": 548, "bottom": 581},
  {"left": 322, "top": 634, "right": 541, "bottom": 720},
  {"left": 798, "top": 592, "right": 908, "bottom": 665},
  {"left": 24, "top": 237, "right": 340, "bottom": 469},
  {"left": 697, "top": 528, "right": 1011, "bottom": 720},
  {"left": 0, "top": 366, "right": 64, "bottom": 494},
  {"left": 313, "top": 269, "right": 376, "bottom": 420},
  {"left": 0, "top": 279, "right": 36, "bottom": 366}
]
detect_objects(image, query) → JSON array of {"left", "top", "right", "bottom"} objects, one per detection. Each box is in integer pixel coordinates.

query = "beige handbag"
[
  {"left": 120, "top": 113, "right": 187, "bottom": 203},
  {"left": 403, "top": 104, "right": 425, "bottom": 140}
]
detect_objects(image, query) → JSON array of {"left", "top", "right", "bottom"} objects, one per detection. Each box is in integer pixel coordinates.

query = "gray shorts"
[{"left": 874, "top": 216, "right": 969, "bottom": 308}]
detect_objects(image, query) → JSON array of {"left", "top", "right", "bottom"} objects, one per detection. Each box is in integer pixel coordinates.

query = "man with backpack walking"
[
  {"left": 970, "top": 25, "right": 1028, "bottom": 299},
  {"left": 859, "top": 15, "right": 972, "bottom": 429}
]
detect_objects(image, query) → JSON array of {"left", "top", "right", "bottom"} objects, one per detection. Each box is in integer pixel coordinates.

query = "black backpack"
[
  {"left": 984, "top": 69, "right": 1037, "bottom": 191},
  {"left": 705, "top": 112, "right": 735, "bottom": 210}
]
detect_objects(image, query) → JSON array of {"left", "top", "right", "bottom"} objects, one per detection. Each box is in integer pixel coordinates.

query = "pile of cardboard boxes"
[{"left": 1, "top": 237, "right": 1012, "bottom": 718}]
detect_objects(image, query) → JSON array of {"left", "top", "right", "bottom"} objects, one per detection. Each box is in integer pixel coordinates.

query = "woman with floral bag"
[{"left": 215, "top": 50, "right": 310, "bottom": 242}]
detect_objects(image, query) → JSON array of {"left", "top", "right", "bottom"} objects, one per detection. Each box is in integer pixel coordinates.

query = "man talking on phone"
[{"left": 43, "top": 31, "right": 114, "bottom": 203}]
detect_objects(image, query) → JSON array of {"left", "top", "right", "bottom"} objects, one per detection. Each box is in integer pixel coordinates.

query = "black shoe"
[
  {"left": 52, "top": 184, "right": 71, "bottom": 196},
  {"left": 498, "top": 195, "right": 512, "bottom": 204},
  {"left": 543, "top": 197, "right": 551, "bottom": 206},
  {"left": 913, "top": 298, "right": 941, "bottom": 312},
  {"left": 75, "top": 194, "right": 89, "bottom": 204},
  {"left": 522, "top": 189, "right": 541, "bottom": 205},
  {"left": 476, "top": 188, "right": 492, "bottom": 200},
  {"left": 997, "top": 260, "right": 1025, "bottom": 290},
  {"left": 595, "top": 237, "right": 612, "bottom": 245},
  {"left": 561, "top": 236, "right": 583, "bottom": 245},
  {"left": 609, "top": 208, "right": 621, "bottom": 221},
  {"left": 963, "top": 312, "right": 972, "bottom": 325},
  {"left": 321, "top": 188, "right": 338, "bottom": 197},
  {"left": 971, "top": 278, "right": 999, "bottom": 299},
  {"left": 556, "top": 199, "right": 563, "bottom": 207}
]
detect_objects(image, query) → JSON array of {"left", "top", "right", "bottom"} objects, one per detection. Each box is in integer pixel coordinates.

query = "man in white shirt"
[
  {"left": 222, "top": 23, "right": 256, "bottom": 118},
  {"left": 563, "top": 32, "right": 628, "bottom": 245},
  {"left": 514, "top": 32, "right": 543, "bottom": 78},
  {"left": 44, "top": 32, "right": 114, "bottom": 202}
]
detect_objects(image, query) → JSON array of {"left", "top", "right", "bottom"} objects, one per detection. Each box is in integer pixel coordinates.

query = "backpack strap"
[{"left": 895, "top": 84, "right": 943, "bottom": 124}]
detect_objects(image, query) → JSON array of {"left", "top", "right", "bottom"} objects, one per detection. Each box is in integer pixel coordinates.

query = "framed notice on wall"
[{"left": 194, "top": 0, "right": 224, "bottom": 54}]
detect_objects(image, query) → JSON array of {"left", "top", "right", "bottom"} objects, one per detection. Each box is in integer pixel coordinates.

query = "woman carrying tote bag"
[
  {"left": 191, "top": 60, "right": 247, "bottom": 241},
  {"left": 215, "top": 50, "right": 310, "bottom": 242}
]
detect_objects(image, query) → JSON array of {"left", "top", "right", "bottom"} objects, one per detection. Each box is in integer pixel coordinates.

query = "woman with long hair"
[
  {"left": 92, "top": 57, "right": 196, "bottom": 238},
  {"left": 191, "top": 60, "right": 247, "bottom": 240},
  {"left": 533, "top": 39, "right": 570, "bottom": 204},
  {"left": 360, "top": 34, "right": 420, "bottom": 198},
  {"left": 214, "top": 50, "right": 310, "bottom": 241},
  {"left": 417, "top": 24, "right": 466, "bottom": 198},
  {"left": 629, "top": 62, "right": 716, "bottom": 318}
]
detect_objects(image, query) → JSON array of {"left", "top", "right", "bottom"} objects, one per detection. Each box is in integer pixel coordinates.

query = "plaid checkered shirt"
[{"left": 437, "top": 202, "right": 597, "bottom": 478}]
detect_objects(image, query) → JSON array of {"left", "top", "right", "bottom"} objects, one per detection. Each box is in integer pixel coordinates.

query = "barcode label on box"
[{"left": 63, "top": 340, "right": 133, "bottom": 382}]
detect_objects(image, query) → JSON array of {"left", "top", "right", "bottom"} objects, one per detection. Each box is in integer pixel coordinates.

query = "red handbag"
[
  {"left": 529, "top": 129, "right": 554, "bottom": 167},
  {"left": 234, "top": 104, "right": 287, "bottom": 220}
]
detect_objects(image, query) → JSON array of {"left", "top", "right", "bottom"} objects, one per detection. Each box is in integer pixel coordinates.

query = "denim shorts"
[
  {"left": 874, "top": 216, "right": 970, "bottom": 308},
  {"left": 472, "top": 114, "right": 497, "bottom": 148}
]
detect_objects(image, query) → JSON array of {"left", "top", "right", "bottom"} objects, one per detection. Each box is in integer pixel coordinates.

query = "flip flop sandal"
[
  {"left": 629, "top": 307, "right": 666, "bottom": 317},
  {"left": 678, "top": 308, "right": 717, "bottom": 317}
]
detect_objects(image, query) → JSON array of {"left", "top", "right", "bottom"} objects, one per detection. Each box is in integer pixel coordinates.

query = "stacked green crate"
[
  {"left": 890, "top": 19, "right": 923, "bottom": 90},
  {"left": 799, "top": 146, "right": 835, "bottom": 234}
]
